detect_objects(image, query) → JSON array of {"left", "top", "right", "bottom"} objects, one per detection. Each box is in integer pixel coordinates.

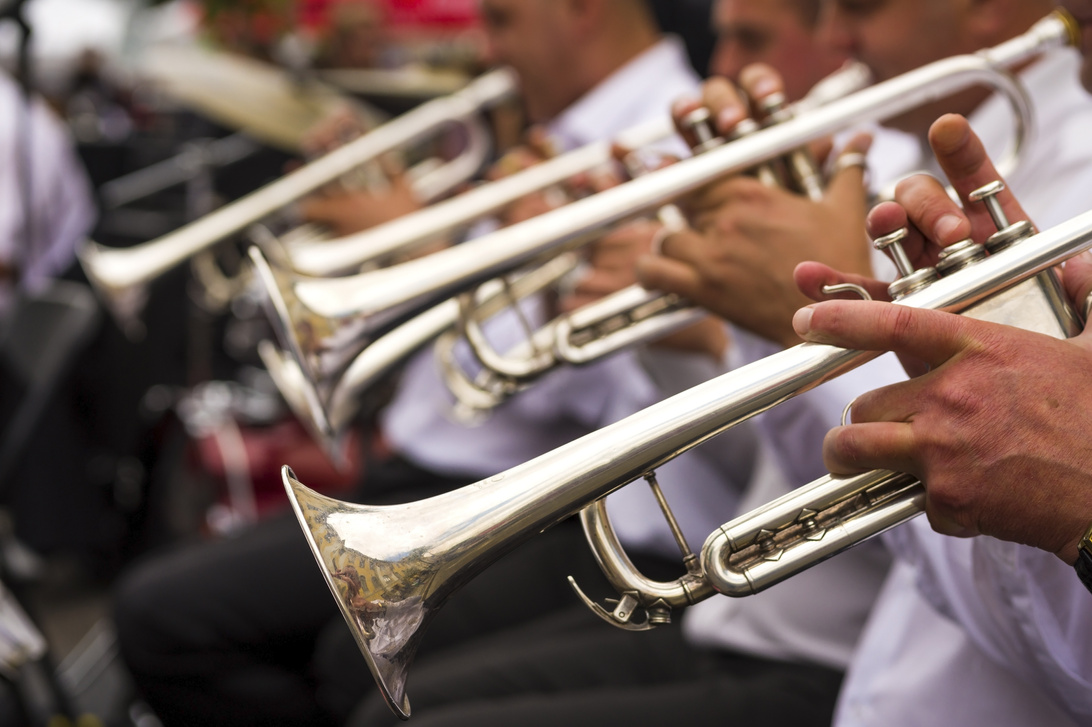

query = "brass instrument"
[
  {"left": 256, "top": 16, "right": 1054, "bottom": 431},
  {"left": 256, "top": 253, "right": 583, "bottom": 459},
  {"left": 266, "top": 116, "right": 677, "bottom": 276},
  {"left": 254, "top": 14, "right": 1050, "bottom": 396},
  {"left": 284, "top": 177, "right": 1091, "bottom": 718},
  {"left": 79, "top": 68, "right": 518, "bottom": 335},
  {"left": 276, "top": 12, "right": 1083, "bottom": 719}
]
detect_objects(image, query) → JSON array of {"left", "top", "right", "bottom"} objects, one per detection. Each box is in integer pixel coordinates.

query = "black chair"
[{"left": 0, "top": 280, "right": 101, "bottom": 487}]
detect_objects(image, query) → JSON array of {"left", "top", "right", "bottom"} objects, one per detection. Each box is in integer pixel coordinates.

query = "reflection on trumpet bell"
[{"left": 283, "top": 469, "right": 424, "bottom": 719}]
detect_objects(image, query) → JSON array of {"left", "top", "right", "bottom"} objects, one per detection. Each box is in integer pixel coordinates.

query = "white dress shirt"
[
  {"left": 678, "top": 94, "right": 921, "bottom": 675},
  {"left": 833, "top": 46, "right": 1092, "bottom": 726},
  {"left": 381, "top": 37, "right": 752, "bottom": 558},
  {"left": 0, "top": 71, "right": 95, "bottom": 313}
]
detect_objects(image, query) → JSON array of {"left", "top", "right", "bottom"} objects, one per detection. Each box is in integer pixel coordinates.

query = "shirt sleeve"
[{"left": 889, "top": 520, "right": 1092, "bottom": 722}]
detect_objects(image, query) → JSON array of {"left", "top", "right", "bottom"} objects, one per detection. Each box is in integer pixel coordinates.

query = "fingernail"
[
  {"left": 751, "top": 77, "right": 780, "bottom": 100},
  {"left": 716, "top": 107, "right": 744, "bottom": 133},
  {"left": 673, "top": 98, "right": 697, "bottom": 117},
  {"left": 792, "top": 306, "right": 814, "bottom": 336},
  {"left": 935, "top": 214, "right": 965, "bottom": 241}
]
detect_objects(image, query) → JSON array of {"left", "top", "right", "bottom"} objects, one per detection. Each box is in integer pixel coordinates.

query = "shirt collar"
[{"left": 545, "top": 36, "right": 694, "bottom": 150}]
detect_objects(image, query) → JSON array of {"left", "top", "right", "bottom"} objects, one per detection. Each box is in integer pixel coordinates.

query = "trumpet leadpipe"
[{"left": 282, "top": 116, "right": 678, "bottom": 276}]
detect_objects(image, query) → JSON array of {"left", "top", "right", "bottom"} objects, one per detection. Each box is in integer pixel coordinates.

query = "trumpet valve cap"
[
  {"left": 969, "top": 180, "right": 1012, "bottom": 231},
  {"left": 873, "top": 227, "right": 914, "bottom": 278},
  {"left": 936, "top": 239, "right": 987, "bottom": 276},
  {"left": 968, "top": 180, "right": 1005, "bottom": 202},
  {"left": 683, "top": 107, "right": 724, "bottom": 154},
  {"left": 759, "top": 92, "right": 790, "bottom": 122}
]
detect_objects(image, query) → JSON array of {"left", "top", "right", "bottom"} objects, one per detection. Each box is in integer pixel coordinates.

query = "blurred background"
[{"left": 0, "top": 1, "right": 713, "bottom": 723}]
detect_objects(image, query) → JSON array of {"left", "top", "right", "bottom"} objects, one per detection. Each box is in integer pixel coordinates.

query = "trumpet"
[
  {"left": 270, "top": 116, "right": 679, "bottom": 277},
  {"left": 278, "top": 12, "right": 1083, "bottom": 718},
  {"left": 254, "top": 11, "right": 1054, "bottom": 406},
  {"left": 283, "top": 164, "right": 1092, "bottom": 718},
  {"left": 79, "top": 68, "right": 518, "bottom": 335},
  {"left": 256, "top": 252, "right": 584, "bottom": 460},
  {"left": 265, "top": 63, "right": 872, "bottom": 425}
]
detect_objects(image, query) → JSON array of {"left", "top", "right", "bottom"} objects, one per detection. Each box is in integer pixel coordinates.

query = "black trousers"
[
  {"left": 348, "top": 607, "right": 844, "bottom": 727},
  {"left": 112, "top": 455, "right": 616, "bottom": 726}
]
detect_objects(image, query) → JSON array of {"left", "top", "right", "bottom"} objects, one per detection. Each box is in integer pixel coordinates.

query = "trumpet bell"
[
  {"left": 284, "top": 469, "right": 423, "bottom": 718},
  {"left": 256, "top": 340, "right": 352, "bottom": 467},
  {"left": 285, "top": 465, "right": 529, "bottom": 720}
]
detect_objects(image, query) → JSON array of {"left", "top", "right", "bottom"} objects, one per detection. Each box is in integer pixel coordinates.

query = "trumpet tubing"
[
  {"left": 285, "top": 190, "right": 1092, "bottom": 717},
  {"left": 268, "top": 12, "right": 1064, "bottom": 343},
  {"left": 438, "top": 285, "right": 706, "bottom": 419},
  {"left": 80, "top": 68, "right": 518, "bottom": 333},
  {"left": 280, "top": 116, "right": 677, "bottom": 276}
]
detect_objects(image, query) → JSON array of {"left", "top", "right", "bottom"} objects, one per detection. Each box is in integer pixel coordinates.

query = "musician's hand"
[
  {"left": 789, "top": 111, "right": 1092, "bottom": 564},
  {"left": 561, "top": 218, "right": 656, "bottom": 312},
  {"left": 636, "top": 136, "right": 872, "bottom": 349},
  {"left": 299, "top": 167, "right": 421, "bottom": 237},
  {"left": 792, "top": 294, "right": 1092, "bottom": 566},
  {"left": 796, "top": 113, "right": 1032, "bottom": 308},
  {"left": 301, "top": 105, "right": 370, "bottom": 159}
]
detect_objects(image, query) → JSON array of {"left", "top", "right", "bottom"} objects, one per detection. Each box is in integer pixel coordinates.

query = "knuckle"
[{"left": 886, "top": 304, "right": 920, "bottom": 344}]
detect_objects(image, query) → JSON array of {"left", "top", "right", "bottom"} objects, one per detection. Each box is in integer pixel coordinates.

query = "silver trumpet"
[
  {"left": 79, "top": 67, "right": 518, "bottom": 335},
  {"left": 256, "top": 252, "right": 583, "bottom": 460},
  {"left": 255, "top": 10, "right": 1056, "bottom": 401},
  {"left": 278, "top": 12, "right": 1083, "bottom": 718},
  {"left": 271, "top": 116, "right": 678, "bottom": 277},
  {"left": 283, "top": 167, "right": 1092, "bottom": 718}
]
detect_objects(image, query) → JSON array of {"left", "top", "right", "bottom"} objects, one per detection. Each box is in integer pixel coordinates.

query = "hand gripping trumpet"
[
  {"left": 254, "top": 10, "right": 1057, "bottom": 424},
  {"left": 262, "top": 64, "right": 869, "bottom": 431},
  {"left": 434, "top": 99, "right": 828, "bottom": 418},
  {"left": 283, "top": 178, "right": 1092, "bottom": 718},
  {"left": 278, "top": 12, "right": 1084, "bottom": 719},
  {"left": 78, "top": 68, "right": 517, "bottom": 336}
]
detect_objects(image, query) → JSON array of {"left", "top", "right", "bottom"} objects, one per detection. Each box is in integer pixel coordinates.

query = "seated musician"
[
  {"left": 113, "top": 2, "right": 761, "bottom": 725},
  {"left": 342, "top": 0, "right": 1092, "bottom": 725},
  {"left": 635, "top": 0, "right": 1092, "bottom": 724}
]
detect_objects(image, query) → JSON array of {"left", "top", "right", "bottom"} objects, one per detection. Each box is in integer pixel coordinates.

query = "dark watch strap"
[
  {"left": 1077, "top": 525, "right": 1092, "bottom": 596},
  {"left": 1076, "top": 547, "right": 1092, "bottom": 596}
]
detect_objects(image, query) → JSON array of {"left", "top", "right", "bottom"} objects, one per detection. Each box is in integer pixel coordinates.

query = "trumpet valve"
[
  {"left": 969, "top": 180, "right": 1036, "bottom": 251},
  {"left": 873, "top": 227, "right": 939, "bottom": 299},
  {"left": 681, "top": 107, "right": 724, "bottom": 155},
  {"left": 936, "top": 239, "right": 988, "bottom": 276}
]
